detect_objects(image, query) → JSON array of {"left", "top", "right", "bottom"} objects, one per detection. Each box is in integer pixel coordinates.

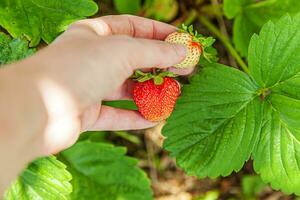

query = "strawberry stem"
[{"left": 197, "top": 15, "right": 250, "bottom": 74}]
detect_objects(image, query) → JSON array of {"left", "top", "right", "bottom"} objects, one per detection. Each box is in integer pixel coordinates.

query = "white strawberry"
[{"left": 165, "top": 24, "right": 215, "bottom": 68}]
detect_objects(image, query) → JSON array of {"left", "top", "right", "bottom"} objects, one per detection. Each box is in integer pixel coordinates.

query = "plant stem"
[
  {"left": 114, "top": 131, "right": 141, "bottom": 145},
  {"left": 183, "top": 9, "right": 198, "bottom": 25},
  {"left": 198, "top": 15, "right": 250, "bottom": 74},
  {"left": 210, "top": 0, "right": 237, "bottom": 68}
]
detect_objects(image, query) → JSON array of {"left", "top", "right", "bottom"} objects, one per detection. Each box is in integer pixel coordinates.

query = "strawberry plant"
[
  {"left": 224, "top": 0, "right": 300, "bottom": 57},
  {"left": 0, "top": 33, "right": 35, "bottom": 65},
  {"left": 0, "top": 0, "right": 98, "bottom": 46},
  {"left": 1, "top": 0, "right": 300, "bottom": 199},
  {"left": 164, "top": 14, "right": 300, "bottom": 195}
]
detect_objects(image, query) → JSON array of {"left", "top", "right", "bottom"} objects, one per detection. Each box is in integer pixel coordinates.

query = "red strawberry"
[
  {"left": 133, "top": 74, "right": 180, "bottom": 122},
  {"left": 165, "top": 24, "right": 215, "bottom": 68}
]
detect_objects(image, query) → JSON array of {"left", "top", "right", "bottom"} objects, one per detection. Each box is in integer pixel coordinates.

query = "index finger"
[{"left": 72, "top": 15, "right": 177, "bottom": 40}]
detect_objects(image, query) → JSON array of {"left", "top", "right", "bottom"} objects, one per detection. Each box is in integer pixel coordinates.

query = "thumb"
[{"left": 118, "top": 36, "right": 187, "bottom": 70}]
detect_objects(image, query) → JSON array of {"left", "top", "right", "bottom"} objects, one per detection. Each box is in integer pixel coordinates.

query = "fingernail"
[{"left": 174, "top": 44, "right": 187, "bottom": 59}]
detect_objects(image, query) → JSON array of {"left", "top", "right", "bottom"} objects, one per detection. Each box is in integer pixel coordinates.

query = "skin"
[{"left": 0, "top": 15, "right": 192, "bottom": 194}]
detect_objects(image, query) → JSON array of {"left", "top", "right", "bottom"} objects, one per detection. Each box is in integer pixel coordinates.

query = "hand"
[
  {"left": 12, "top": 15, "right": 189, "bottom": 155},
  {"left": 0, "top": 15, "right": 192, "bottom": 194}
]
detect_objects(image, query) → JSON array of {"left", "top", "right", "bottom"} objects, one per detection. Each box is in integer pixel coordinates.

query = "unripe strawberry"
[
  {"left": 132, "top": 71, "right": 180, "bottom": 122},
  {"left": 165, "top": 24, "right": 215, "bottom": 68}
]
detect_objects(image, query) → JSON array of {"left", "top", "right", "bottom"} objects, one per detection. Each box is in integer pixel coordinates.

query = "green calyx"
[
  {"left": 180, "top": 24, "right": 216, "bottom": 62},
  {"left": 131, "top": 69, "right": 177, "bottom": 85}
]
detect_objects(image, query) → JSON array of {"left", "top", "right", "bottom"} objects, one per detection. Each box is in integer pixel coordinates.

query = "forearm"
[{"left": 0, "top": 64, "right": 47, "bottom": 194}]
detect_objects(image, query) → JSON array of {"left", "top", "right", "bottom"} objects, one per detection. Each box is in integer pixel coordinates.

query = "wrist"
[
  {"left": 0, "top": 63, "right": 48, "bottom": 160},
  {"left": 17, "top": 51, "right": 83, "bottom": 154},
  {"left": 0, "top": 64, "right": 49, "bottom": 194}
]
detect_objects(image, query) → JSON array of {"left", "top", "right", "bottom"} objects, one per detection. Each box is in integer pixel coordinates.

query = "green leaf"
[
  {"left": 78, "top": 131, "right": 108, "bottom": 142},
  {"left": 253, "top": 103, "right": 300, "bottom": 195},
  {"left": 223, "top": 0, "right": 253, "bottom": 19},
  {"left": 0, "top": 32, "right": 35, "bottom": 65},
  {"left": 249, "top": 14, "right": 300, "bottom": 195},
  {"left": 248, "top": 14, "right": 300, "bottom": 88},
  {"left": 113, "top": 0, "right": 141, "bottom": 14},
  {"left": 163, "top": 13, "right": 300, "bottom": 196},
  {"left": 0, "top": 0, "right": 98, "bottom": 46},
  {"left": 195, "top": 190, "right": 219, "bottom": 200},
  {"left": 224, "top": 0, "right": 300, "bottom": 56},
  {"left": 4, "top": 156, "right": 72, "bottom": 200},
  {"left": 232, "top": 13, "right": 258, "bottom": 58},
  {"left": 62, "top": 141, "right": 152, "bottom": 200},
  {"left": 163, "top": 63, "right": 262, "bottom": 177},
  {"left": 102, "top": 100, "right": 138, "bottom": 110}
]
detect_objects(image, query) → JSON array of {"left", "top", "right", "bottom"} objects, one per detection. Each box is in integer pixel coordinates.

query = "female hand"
[
  {"left": 33, "top": 15, "right": 189, "bottom": 154},
  {"left": 0, "top": 15, "right": 189, "bottom": 168}
]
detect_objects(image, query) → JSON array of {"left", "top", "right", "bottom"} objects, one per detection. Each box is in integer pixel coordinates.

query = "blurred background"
[{"left": 85, "top": 0, "right": 300, "bottom": 200}]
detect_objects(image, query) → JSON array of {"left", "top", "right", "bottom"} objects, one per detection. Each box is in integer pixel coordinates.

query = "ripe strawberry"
[
  {"left": 165, "top": 24, "right": 215, "bottom": 68},
  {"left": 132, "top": 71, "right": 180, "bottom": 122}
]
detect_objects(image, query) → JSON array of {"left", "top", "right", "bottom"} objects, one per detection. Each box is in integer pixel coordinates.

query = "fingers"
[
  {"left": 169, "top": 67, "right": 195, "bottom": 75},
  {"left": 118, "top": 36, "right": 186, "bottom": 69},
  {"left": 85, "top": 105, "right": 157, "bottom": 131},
  {"left": 80, "top": 103, "right": 101, "bottom": 132},
  {"left": 103, "top": 67, "right": 193, "bottom": 101},
  {"left": 104, "top": 80, "right": 134, "bottom": 100},
  {"left": 70, "top": 15, "right": 177, "bottom": 39},
  {"left": 67, "top": 15, "right": 188, "bottom": 72}
]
